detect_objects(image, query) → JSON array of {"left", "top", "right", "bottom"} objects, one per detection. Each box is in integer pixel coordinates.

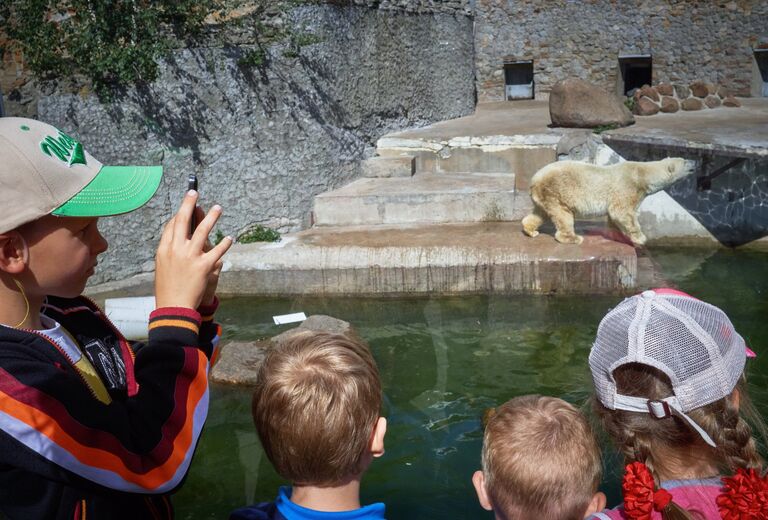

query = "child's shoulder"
[{"left": 229, "top": 501, "right": 284, "bottom": 520}]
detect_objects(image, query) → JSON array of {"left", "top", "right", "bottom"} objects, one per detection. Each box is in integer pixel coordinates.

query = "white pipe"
[{"left": 104, "top": 296, "right": 155, "bottom": 340}]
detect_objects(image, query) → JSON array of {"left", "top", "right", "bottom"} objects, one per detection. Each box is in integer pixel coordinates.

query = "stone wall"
[
  {"left": 16, "top": 4, "right": 474, "bottom": 283},
  {"left": 475, "top": 0, "right": 768, "bottom": 102},
  {"left": 349, "top": 0, "right": 472, "bottom": 15}
]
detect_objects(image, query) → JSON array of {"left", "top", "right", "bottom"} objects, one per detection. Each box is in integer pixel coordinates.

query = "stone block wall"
[
  {"left": 632, "top": 81, "right": 741, "bottom": 115},
  {"left": 475, "top": 0, "right": 768, "bottom": 102},
  {"left": 7, "top": 4, "right": 474, "bottom": 283}
]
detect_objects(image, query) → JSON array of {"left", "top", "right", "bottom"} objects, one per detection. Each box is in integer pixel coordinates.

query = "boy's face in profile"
[{"left": 19, "top": 215, "right": 108, "bottom": 297}]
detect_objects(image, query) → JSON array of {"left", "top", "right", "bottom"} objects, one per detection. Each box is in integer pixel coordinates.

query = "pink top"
[{"left": 589, "top": 477, "right": 723, "bottom": 520}]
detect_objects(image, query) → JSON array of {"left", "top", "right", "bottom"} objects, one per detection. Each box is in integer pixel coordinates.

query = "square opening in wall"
[
  {"left": 755, "top": 49, "right": 768, "bottom": 97},
  {"left": 504, "top": 60, "right": 534, "bottom": 100},
  {"left": 619, "top": 55, "right": 652, "bottom": 95}
]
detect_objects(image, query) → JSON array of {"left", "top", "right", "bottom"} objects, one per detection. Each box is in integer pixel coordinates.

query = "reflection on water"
[{"left": 175, "top": 248, "right": 768, "bottom": 519}]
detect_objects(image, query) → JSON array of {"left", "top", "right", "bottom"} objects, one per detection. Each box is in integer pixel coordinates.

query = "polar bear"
[{"left": 521, "top": 157, "right": 696, "bottom": 246}]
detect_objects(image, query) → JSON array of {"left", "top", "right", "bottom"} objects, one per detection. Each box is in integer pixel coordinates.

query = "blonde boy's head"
[
  {"left": 252, "top": 331, "right": 383, "bottom": 486},
  {"left": 473, "top": 395, "right": 604, "bottom": 520}
]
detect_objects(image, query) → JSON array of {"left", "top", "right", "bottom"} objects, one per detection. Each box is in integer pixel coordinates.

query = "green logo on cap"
[{"left": 40, "top": 130, "right": 87, "bottom": 167}]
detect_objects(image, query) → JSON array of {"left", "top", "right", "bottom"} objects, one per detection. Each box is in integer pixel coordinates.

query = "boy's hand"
[
  {"left": 195, "top": 206, "right": 223, "bottom": 307},
  {"left": 155, "top": 191, "right": 233, "bottom": 310}
]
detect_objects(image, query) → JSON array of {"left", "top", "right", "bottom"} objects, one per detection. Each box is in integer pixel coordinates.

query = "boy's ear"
[
  {"left": 583, "top": 491, "right": 607, "bottom": 518},
  {"left": 472, "top": 470, "right": 493, "bottom": 511},
  {"left": 0, "top": 233, "right": 27, "bottom": 275},
  {"left": 370, "top": 417, "right": 387, "bottom": 458}
]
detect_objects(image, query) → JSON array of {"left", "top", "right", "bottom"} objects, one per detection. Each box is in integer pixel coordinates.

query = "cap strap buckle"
[{"left": 647, "top": 399, "right": 672, "bottom": 419}]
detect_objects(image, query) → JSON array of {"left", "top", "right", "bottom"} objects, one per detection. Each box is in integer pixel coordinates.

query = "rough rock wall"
[
  {"left": 349, "top": 0, "right": 472, "bottom": 14},
  {"left": 475, "top": 0, "right": 768, "bottom": 102},
  {"left": 25, "top": 5, "right": 474, "bottom": 284}
]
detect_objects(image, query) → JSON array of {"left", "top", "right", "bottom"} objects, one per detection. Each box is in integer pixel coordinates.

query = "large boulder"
[
  {"left": 549, "top": 78, "right": 634, "bottom": 128},
  {"left": 210, "top": 315, "right": 358, "bottom": 385}
]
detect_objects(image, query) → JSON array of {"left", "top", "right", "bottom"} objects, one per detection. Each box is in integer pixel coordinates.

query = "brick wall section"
[{"left": 475, "top": 0, "right": 768, "bottom": 102}]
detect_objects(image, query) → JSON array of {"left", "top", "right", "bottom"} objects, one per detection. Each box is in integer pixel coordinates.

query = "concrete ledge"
[
  {"left": 217, "top": 222, "right": 640, "bottom": 296},
  {"left": 362, "top": 156, "right": 415, "bottom": 178},
  {"left": 313, "top": 174, "right": 531, "bottom": 226}
]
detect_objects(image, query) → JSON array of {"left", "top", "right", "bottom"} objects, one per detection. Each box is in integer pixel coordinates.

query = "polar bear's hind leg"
[
  {"left": 545, "top": 203, "right": 583, "bottom": 245},
  {"left": 522, "top": 206, "right": 546, "bottom": 237}
]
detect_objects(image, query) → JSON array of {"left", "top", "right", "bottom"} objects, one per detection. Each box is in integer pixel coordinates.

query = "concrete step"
[
  {"left": 217, "top": 222, "right": 642, "bottom": 296},
  {"left": 313, "top": 173, "right": 533, "bottom": 226},
  {"left": 376, "top": 135, "right": 557, "bottom": 190},
  {"left": 362, "top": 155, "right": 415, "bottom": 178}
]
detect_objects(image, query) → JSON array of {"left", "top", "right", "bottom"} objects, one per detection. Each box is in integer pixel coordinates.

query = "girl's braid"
[{"left": 701, "top": 396, "right": 764, "bottom": 472}]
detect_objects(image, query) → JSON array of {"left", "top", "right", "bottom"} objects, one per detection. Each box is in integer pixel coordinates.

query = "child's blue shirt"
[{"left": 230, "top": 486, "right": 386, "bottom": 520}]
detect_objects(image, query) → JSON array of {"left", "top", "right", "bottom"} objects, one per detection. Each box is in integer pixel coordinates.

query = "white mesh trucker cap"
[
  {"left": 0, "top": 117, "right": 162, "bottom": 234},
  {"left": 589, "top": 288, "right": 754, "bottom": 448}
]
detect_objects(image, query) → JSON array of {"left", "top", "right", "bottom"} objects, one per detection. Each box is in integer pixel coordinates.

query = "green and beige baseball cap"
[{"left": 0, "top": 117, "right": 163, "bottom": 233}]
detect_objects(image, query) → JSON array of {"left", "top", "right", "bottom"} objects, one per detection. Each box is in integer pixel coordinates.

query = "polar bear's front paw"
[
  {"left": 525, "top": 230, "right": 539, "bottom": 237},
  {"left": 555, "top": 232, "right": 584, "bottom": 245},
  {"left": 631, "top": 233, "right": 647, "bottom": 246}
]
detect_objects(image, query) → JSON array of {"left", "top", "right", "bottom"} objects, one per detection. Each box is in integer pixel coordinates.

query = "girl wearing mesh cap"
[{"left": 586, "top": 288, "right": 768, "bottom": 520}]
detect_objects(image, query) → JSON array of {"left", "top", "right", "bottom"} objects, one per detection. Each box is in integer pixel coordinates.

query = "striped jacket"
[{"left": 0, "top": 295, "right": 221, "bottom": 519}]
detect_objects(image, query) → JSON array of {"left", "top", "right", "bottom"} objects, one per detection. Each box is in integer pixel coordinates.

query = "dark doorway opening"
[
  {"left": 619, "top": 55, "right": 652, "bottom": 95},
  {"left": 504, "top": 60, "right": 534, "bottom": 100},
  {"left": 755, "top": 49, "right": 768, "bottom": 97}
]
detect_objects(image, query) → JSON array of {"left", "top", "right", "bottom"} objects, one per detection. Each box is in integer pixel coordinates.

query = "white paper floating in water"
[{"left": 273, "top": 312, "right": 307, "bottom": 325}]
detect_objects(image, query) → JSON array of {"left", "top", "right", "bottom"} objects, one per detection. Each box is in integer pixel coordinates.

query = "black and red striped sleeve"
[{"left": 0, "top": 307, "right": 211, "bottom": 495}]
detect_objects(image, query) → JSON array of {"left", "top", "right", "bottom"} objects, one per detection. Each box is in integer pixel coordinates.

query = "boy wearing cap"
[{"left": 0, "top": 117, "right": 232, "bottom": 519}]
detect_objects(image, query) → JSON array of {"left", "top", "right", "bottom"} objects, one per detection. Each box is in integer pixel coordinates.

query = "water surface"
[{"left": 175, "top": 247, "right": 768, "bottom": 519}]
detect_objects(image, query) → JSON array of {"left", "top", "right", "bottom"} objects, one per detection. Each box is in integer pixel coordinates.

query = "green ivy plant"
[
  {"left": 237, "top": 224, "right": 281, "bottom": 243},
  {"left": 1, "top": 0, "right": 321, "bottom": 98},
  {"left": 1, "top": 0, "right": 220, "bottom": 97}
]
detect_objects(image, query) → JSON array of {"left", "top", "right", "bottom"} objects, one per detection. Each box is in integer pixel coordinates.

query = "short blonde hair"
[
  {"left": 482, "top": 395, "right": 602, "bottom": 520},
  {"left": 252, "top": 332, "right": 382, "bottom": 486}
]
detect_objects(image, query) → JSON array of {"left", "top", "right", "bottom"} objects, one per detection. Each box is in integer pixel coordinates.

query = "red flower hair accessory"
[
  {"left": 717, "top": 468, "right": 768, "bottom": 519},
  {"left": 622, "top": 462, "right": 673, "bottom": 519}
]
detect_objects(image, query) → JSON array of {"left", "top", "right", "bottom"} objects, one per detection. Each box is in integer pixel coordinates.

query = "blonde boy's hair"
[
  {"left": 482, "top": 395, "right": 602, "bottom": 520},
  {"left": 252, "top": 331, "right": 382, "bottom": 486}
]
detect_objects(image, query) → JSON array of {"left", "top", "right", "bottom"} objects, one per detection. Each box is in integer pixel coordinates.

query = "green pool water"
[{"left": 174, "top": 248, "right": 768, "bottom": 519}]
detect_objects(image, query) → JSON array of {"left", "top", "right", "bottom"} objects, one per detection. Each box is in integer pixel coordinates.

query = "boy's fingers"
[
  {"left": 173, "top": 190, "right": 198, "bottom": 240},
  {"left": 157, "top": 216, "right": 176, "bottom": 251},
  {"left": 190, "top": 205, "right": 222, "bottom": 250},
  {"left": 205, "top": 234, "right": 234, "bottom": 264}
]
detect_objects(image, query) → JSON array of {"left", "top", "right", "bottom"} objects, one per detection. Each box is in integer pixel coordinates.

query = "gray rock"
[
  {"left": 681, "top": 97, "right": 704, "bottom": 111},
  {"left": 271, "top": 314, "right": 356, "bottom": 345},
  {"left": 656, "top": 83, "right": 674, "bottom": 96},
  {"left": 635, "top": 97, "right": 660, "bottom": 116},
  {"left": 549, "top": 78, "right": 634, "bottom": 128},
  {"left": 210, "top": 339, "right": 271, "bottom": 385},
  {"left": 660, "top": 96, "right": 680, "bottom": 113},
  {"left": 674, "top": 85, "right": 691, "bottom": 99},
  {"left": 211, "top": 314, "right": 357, "bottom": 385},
  {"left": 689, "top": 81, "right": 709, "bottom": 98},
  {"left": 704, "top": 95, "right": 721, "bottom": 109}
]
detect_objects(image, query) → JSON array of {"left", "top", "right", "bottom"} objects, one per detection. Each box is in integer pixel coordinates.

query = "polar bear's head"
[{"left": 644, "top": 157, "right": 697, "bottom": 194}]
